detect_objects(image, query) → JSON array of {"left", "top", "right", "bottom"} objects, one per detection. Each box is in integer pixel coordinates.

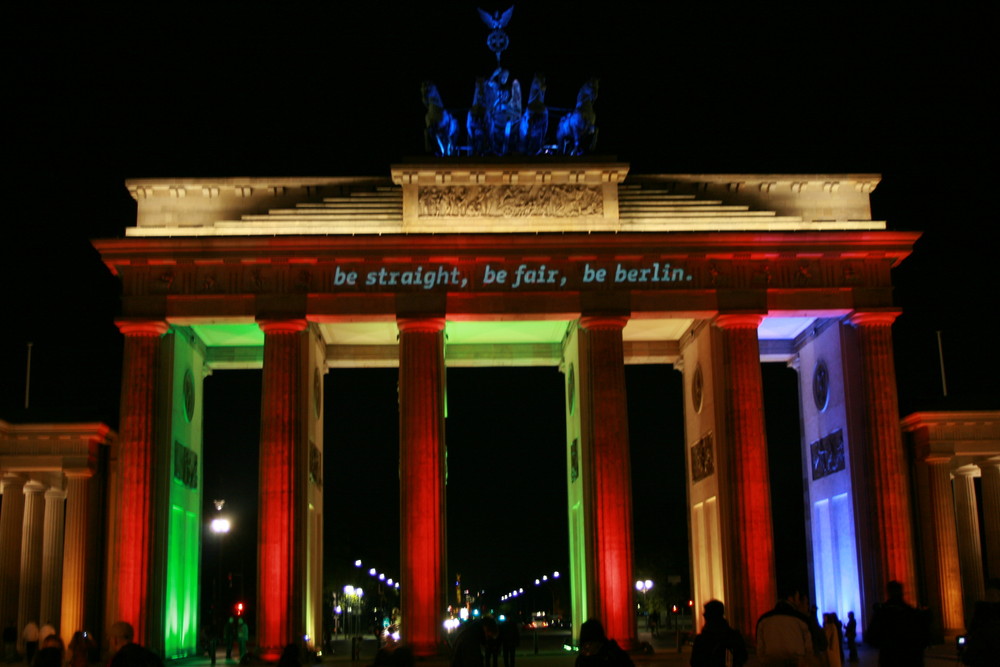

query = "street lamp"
[{"left": 635, "top": 580, "right": 653, "bottom": 631}]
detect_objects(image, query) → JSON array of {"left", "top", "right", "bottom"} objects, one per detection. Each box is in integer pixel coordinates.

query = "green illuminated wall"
[
  {"left": 562, "top": 324, "right": 588, "bottom": 640},
  {"left": 162, "top": 329, "right": 205, "bottom": 658}
]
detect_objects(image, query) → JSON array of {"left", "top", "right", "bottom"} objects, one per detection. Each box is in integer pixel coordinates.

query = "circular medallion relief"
[
  {"left": 567, "top": 364, "right": 576, "bottom": 415},
  {"left": 182, "top": 368, "right": 195, "bottom": 422},
  {"left": 813, "top": 360, "right": 830, "bottom": 411},
  {"left": 692, "top": 364, "right": 704, "bottom": 414},
  {"left": 314, "top": 368, "right": 322, "bottom": 418}
]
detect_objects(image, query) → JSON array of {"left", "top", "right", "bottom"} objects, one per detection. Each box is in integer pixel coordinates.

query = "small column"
[
  {"left": 397, "top": 317, "right": 447, "bottom": 657},
  {"left": 17, "top": 481, "right": 46, "bottom": 641},
  {"left": 578, "top": 315, "right": 636, "bottom": 649},
  {"left": 981, "top": 461, "right": 1000, "bottom": 581},
  {"left": 60, "top": 475, "right": 91, "bottom": 644},
  {"left": 713, "top": 314, "right": 775, "bottom": 641},
  {"left": 0, "top": 474, "right": 26, "bottom": 637},
  {"left": 39, "top": 487, "right": 66, "bottom": 641},
  {"left": 849, "top": 312, "right": 916, "bottom": 597},
  {"left": 257, "top": 320, "right": 308, "bottom": 659},
  {"left": 953, "top": 468, "right": 985, "bottom": 617},
  {"left": 925, "top": 462, "right": 964, "bottom": 634},
  {"left": 113, "top": 320, "right": 168, "bottom": 644}
]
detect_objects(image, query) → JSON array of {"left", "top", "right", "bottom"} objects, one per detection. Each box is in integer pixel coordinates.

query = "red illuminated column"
[
  {"left": 40, "top": 487, "right": 66, "bottom": 639},
  {"left": 713, "top": 314, "right": 775, "bottom": 641},
  {"left": 953, "top": 469, "right": 985, "bottom": 619},
  {"left": 0, "top": 474, "right": 26, "bottom": 636},
  {"left": 257, "top": 320, "right": 308, "bottom": 659},
  {"left": 981, "top": 462, "right": 1000, "bottom": 580},
  {"left": 578, "top": 316, "right": 635, "bottom": 650},
  {"left": 114, "top": 320, "right": 168, "bottom": 644},
  {"left": 397, "top": 318, "right": 446, "bottom": 657},
  {"left": 17, "top": 481, "right": 46, "bottom": 639},
  {"left": 849, "top": 312, "right": 916, "bottom": 598},
  {"left": 924, "top": 461, "right": 964, "bottom": 634}
]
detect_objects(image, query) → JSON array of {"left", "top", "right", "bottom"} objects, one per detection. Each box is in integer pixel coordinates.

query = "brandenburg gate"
[{"left": 90, "top": 162, "right": 922, "bottom": 657}]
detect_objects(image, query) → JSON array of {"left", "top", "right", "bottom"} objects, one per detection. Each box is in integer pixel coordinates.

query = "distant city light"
[
  {"left": 354, "top": 560, "right": 362, "bottom": 567},
  {"left": 210, "top": 518, "right": 231, "bottom": 534}
]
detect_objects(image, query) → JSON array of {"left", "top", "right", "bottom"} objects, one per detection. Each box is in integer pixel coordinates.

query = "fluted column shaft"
[
  {"left": 714, "top": 315, "right": 775, "bottom": 642},
  {"left": 114, "top": 321, "right": 168, "bottom": 644},
  {"left": 981, "top": 462, "right": 1000, "bottom": 581},
  {"left": 398, "top": 318, "right": 447, "bottom": 657},
  {"left": 578, "top": 316, "right": 635, "bottom": 650},
  {"left": 60, "top": 475, "right": 91, "bottom": 642},
  {"left": 0, "top": 475, "right": 26, "bottom": 635},
  {"left": 953, "top": 470, "right": 985, "bottom": 617},
  {"left": 257, "top": 320, "right": 308, "bottom": 659},
  {"left": 850, "top": 312, "right": 916, "bottom": 597},
  {"left": 39, "top": 487, "right": 65, "bottom": 639},
  {"left": 925, "top": 462, "right": 964, "bottom": 634},
  {"left": 17, "top": 482, "right": 46, "bottom": 638}
]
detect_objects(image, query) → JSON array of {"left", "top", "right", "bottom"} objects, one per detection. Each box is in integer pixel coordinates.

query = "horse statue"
[
  {"left": 421, "top": 81, "right": 460, "bottom": 157},
  {"left": 556, "top": 78, "right": 599, "bottom": 156},
  {"left": 519, "top": 74, "right": 548, "bottom": 155},
  {"left": 467, "top": 77, "right": 490, "bottom": 156}
]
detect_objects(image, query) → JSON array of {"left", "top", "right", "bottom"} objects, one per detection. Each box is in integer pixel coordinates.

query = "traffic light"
[{"left": 235, "top": 602, "right": 245, "bottom": 616}]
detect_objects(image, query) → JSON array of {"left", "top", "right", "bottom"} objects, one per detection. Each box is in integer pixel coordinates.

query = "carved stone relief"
[{"left": 417, "top": 184, "right": 603, "bottom": 217}]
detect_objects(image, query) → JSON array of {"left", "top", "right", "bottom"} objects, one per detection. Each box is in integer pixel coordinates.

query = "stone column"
[
  {"left": 713, "top": 314, "right": 775, "bottom": 641},
  {"left": 113, "top": 320, "right": 168, "bottom": 644},
  {"left": 0, "top": 474, "right": 26, "bottom": 637},
  {"left": 397, "top": 318, "right": 446, "bottom": 657},
  {"left": 60, "top": 475, "right": 91, "bottom": 643},
  {"left": 924, "top": 462, "right": 964, "bottom": 634},
  {"left": 257, "top": 320, "right": 308, "bottom": 659},
  {"left": 849, "top": 312, "right": 916, "bottom": 597},
  {"left": 980, "top": 461, "right": 1000, "bottom": 581},
  {"left": 39, "top": 487, "right": 65, "bottom": 640},
  {"left": 953, "top": 468, "right": 985, "bottom": 617},
  {"left": 578, "top": 315, "right": 636, "bottom": 649},
  {"left": 17, "top": 481, "right": 46, "bottom": 639}
]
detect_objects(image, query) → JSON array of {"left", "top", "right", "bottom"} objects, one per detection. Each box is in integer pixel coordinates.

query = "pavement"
[{"left": 166, "top": 629, "right": 965, "bottom": 667}]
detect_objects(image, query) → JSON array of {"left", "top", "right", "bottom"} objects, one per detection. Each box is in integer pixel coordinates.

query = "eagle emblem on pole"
[{"left": 478, "top": 6, "right": 514, "bottom": 63}]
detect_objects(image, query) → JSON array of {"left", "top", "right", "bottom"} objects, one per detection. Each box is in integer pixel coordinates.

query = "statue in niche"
[
  {"left": 467, "top": 77, "right": 490, "bottom": 156},
  {"left": 422, "top": 81, "right": 460, "bottom": 157},
  {"left": 519, "top": 74, "right": 548, "bottom": 155}
]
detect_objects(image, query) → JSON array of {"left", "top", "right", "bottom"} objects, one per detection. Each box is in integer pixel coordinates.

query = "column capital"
[
  {"left": 578, "top": 314, "right": 628, "bottom": 331},
  {"left": 1, "top": 473, "right": 26, "bottom": 492},
  {"left": 397, "top": 317, "right": 446, "bottom": 333},
  {"left": 713, "top": 313, "right": 765, "bottom": 329},
  {"left": 116, "top": 320, "right": 169, "bottom": 336},
  {"left": 848, "top": 310, "right": 901, "bottom": 327},
  {"left": 43, "top": 487, "right": 66, "bottom": 501},
  {"left": 258, "top": 319, "right": 308, "bottom": 335},
  {"left": 23, "top": 480, "right": 46, "bottom": 494}
]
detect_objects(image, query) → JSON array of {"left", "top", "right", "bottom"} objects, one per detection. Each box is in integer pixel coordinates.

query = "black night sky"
[{"left": 2, "top": 2, "right": 997, "bottom": 620}]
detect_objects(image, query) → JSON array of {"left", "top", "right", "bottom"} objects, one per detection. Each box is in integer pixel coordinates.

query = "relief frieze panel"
[{"left": 417, "top": 184, "right": 603, "bottom": 218}]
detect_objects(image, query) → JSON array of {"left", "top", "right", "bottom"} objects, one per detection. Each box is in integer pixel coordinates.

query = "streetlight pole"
[
  {"left": 209, "top": 501, "right": 231, "bottom": 665},
  {"left": 634, "top": 580, "right": 653, "bottom": 635}
]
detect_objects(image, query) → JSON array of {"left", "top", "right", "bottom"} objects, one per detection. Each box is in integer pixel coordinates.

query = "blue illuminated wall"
[{"left": 795, "top": 320, "right": 863, "bottom": 632}]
